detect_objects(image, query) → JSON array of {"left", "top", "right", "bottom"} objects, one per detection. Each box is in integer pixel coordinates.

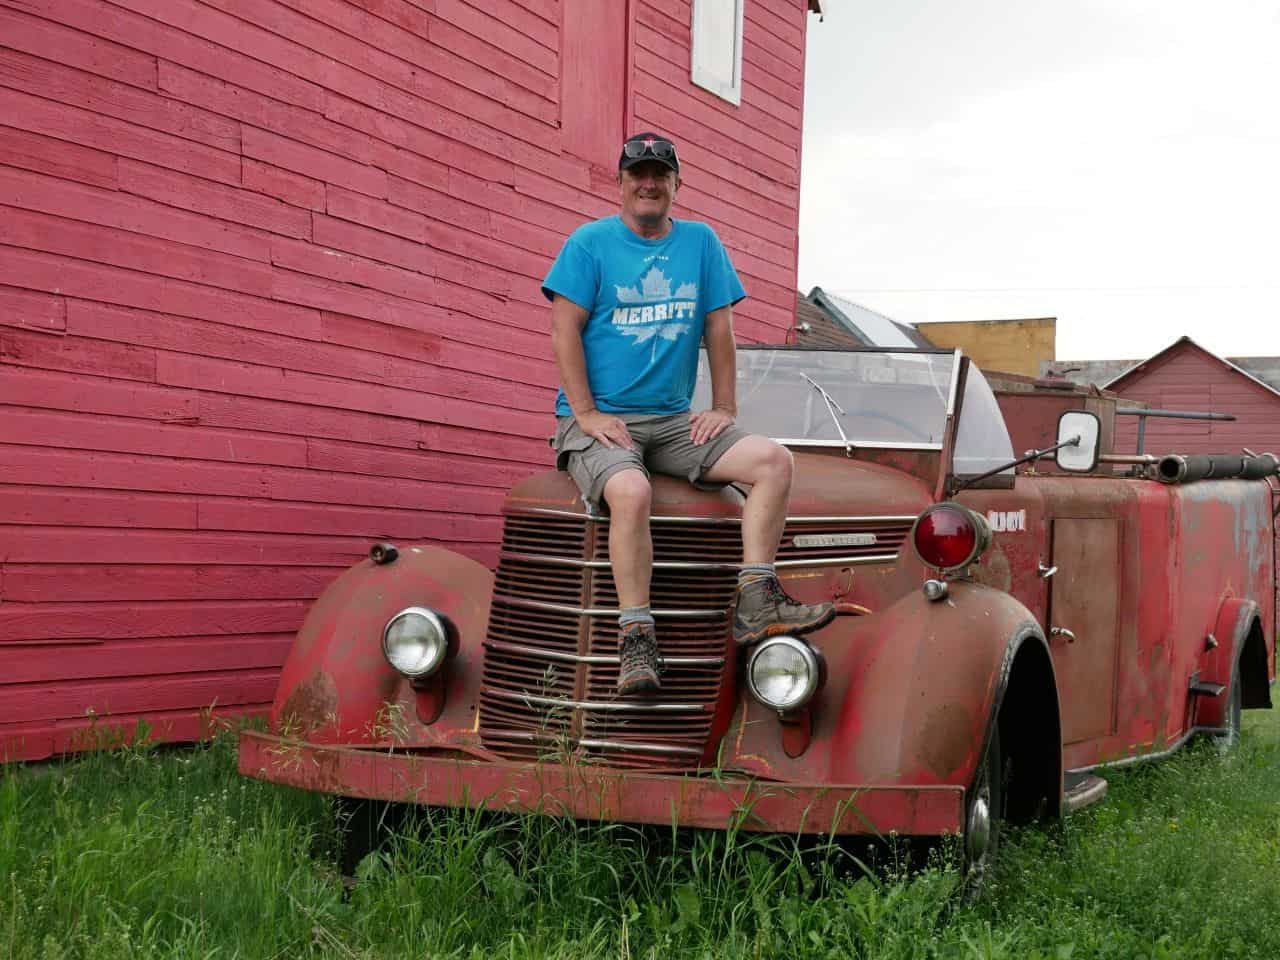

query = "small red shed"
[
  {"left": 0, "top": 0, "right": 824, "bottom": 760},
  {"left": 1098, "top": 337, "right": 1280, "bottom": 458}
]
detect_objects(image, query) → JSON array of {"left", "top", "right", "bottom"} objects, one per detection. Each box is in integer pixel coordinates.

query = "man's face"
[{"left": 619, "top": 161, "right": 680, "bottom": 225}]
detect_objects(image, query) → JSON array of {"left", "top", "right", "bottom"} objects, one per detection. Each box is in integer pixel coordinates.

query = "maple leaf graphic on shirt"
[{"left": 616, "top": 267, "right": 674, "bottom": 304}]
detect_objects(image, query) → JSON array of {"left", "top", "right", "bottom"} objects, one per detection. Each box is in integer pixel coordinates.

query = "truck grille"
[
  {"left": 479, "top": 509, "right": 910, "bottom": 771},
  {"left": 480, "top": 511, "right": 736, "bottom": 771}
]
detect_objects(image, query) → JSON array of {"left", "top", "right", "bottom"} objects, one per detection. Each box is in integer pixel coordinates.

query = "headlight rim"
[
  {"left": 746, "top": 635, "right": 821, "bottom": 712},
  {"left": 381, "top": 605, "right": 452, "bottom": 679}
]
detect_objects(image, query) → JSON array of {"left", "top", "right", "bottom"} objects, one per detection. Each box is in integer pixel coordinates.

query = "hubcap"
[{"left": 966, "top": 790, "right": 991, "bottom": 863}]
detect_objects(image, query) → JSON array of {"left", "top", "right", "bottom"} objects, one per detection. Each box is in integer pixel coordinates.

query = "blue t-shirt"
[{"left": 541, "top": 216, "right": 746, "bottom": 417}]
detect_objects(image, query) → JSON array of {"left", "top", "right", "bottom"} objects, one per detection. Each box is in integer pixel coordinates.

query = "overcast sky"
[{"left": 796, "top": 0, "right": 1280, "bottom": 361}]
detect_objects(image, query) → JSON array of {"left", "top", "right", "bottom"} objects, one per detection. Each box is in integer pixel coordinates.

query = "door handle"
[
  {"left": 1038, "top": 561, "right": 1058, "bottom": 579},
  {"left": 1050, "top": 626, "right": 1076, "bottom": 643}
]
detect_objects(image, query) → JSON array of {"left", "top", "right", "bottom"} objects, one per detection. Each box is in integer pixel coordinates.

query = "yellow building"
[{"left": 915, "top": 318, "right": 1056, "bottom": 378}]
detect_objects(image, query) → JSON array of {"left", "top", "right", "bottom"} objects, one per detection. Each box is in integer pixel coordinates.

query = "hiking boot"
[
  {"left": 617, "top": 622, "right": 662, "bottom": 695},
  {"left": 733, "top": 576, "right": 837, "bottom": 647}
]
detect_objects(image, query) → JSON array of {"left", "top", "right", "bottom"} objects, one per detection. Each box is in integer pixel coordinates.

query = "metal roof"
[
  {"left": 808, "top": 287, "right": 930, "bottom": 348},
  {"left": 1040, "top": 358, "right": 1135, "bottom": 386}
]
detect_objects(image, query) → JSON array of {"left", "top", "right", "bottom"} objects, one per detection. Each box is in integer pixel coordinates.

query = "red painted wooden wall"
[{"left": 0, "top": 0, "right": 813, "bottom": 759}]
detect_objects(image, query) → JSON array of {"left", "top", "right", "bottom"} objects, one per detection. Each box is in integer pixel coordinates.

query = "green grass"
[{"left": 3, "top": 708, "right": 1278, "bottom": 959}]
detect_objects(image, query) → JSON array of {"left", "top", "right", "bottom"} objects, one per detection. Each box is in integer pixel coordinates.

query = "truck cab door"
[{"left": 1047, "top": 517, "right": 1122, "bottom": 744}]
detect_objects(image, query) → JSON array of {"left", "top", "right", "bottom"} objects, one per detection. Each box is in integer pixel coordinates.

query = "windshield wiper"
[{"left": 801, "top": 373, "right": 854, "bottom": 456}]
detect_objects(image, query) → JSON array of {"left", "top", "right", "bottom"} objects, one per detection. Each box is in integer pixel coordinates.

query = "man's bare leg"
[
  {"left": 703, "top": 435, "right": 792, "bottom": 561},
  {"left": 602, "top": 468, "right": 653, "bottom": 607},
  {"left": 603, "top": 468, "right": 661, "bottom": 693},
  {"left": 704, "top": 436, "right": 836, "bottom": 645}
]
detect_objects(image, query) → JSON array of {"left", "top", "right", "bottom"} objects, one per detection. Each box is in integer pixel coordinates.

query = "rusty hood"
[{"left": 502, "top": 451, "right": 933, "bottom": 520}]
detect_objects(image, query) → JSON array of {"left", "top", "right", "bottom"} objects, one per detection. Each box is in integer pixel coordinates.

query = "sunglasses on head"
[{"left": 622, "top": 138, "right": 678, "bottom": 162}]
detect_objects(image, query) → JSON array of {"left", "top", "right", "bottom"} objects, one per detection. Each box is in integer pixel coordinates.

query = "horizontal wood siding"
[{"left": 0, "top": 0, "right": 809, "bottom": 761}]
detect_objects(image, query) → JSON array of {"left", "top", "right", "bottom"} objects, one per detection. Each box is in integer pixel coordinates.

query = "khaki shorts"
[{"left": 553, "top": 412, "right": 750, "bottom": 509}]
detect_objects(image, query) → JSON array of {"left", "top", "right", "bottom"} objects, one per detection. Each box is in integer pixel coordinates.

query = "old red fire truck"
[{"left": 239, "top": 347, "right": 1277, "bottom": 879}]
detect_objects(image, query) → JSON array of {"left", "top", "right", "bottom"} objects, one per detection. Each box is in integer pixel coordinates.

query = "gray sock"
[
  {"left": 619, "top": 606, "right": 654, "bottom": 631},
  {"left": 738, "top": 563, "right": 775, "bottom": 589}
]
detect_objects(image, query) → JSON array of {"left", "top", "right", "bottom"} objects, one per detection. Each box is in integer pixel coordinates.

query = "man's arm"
[
  {"left": 549, "top": 294, "right": 633, "bottom": 448},
  {"left": 690, "top": 304, "right": 737, "bottom": 445}
]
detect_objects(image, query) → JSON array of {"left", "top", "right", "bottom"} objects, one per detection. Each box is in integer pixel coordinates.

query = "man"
[{"left": 542, "top": 132, "right": 835, "bottom": 696}]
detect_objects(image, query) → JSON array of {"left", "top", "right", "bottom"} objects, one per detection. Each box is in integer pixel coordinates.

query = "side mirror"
[{"left": 1055, "top": 411, "right": 1101, "bottom": 472}]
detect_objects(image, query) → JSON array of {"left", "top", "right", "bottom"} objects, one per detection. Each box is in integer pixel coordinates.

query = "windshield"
[{"left": 693, "top": 349, "right": 955, "bottom": 448}]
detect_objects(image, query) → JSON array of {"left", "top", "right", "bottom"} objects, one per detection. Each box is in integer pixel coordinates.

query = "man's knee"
[
  {"left": 603, "top": 468, "right": 652, "bottom": 518},
  {"left": 760, "top": 439, "right": 794, "bottom": 481},
  {"left": 705, "top": 435, "right": 793, "bottom": 486},
  {"left": 739, "top": 437, "right": 793, "bottom": 484}
]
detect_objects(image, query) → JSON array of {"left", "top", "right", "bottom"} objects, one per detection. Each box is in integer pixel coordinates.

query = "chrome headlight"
[
  {"left": 382, "top": 607, "right": 450, "bottom": 678},
  {"left": 747, "top": 636, "right": 820, "bottom": 712}
]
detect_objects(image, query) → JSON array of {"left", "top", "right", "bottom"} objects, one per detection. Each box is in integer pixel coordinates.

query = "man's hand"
[
  {"left": 577, "top": 409, "right": 634, "bottom": 449},
  {"left": 689, "top": 407, "right": 735, "bottom": 446}
]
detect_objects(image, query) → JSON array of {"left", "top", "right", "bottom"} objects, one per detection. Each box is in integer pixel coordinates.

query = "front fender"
[
  {"left": 829, "top": 582, "right": 1048, "bottom": 789},
  {"left": 819, "top": 583, "right": 1049, "bottom": 793},
  {"left": 270, "top": 545, "right": 492, "bottom": 748},
  {"left": 724, "top": 582, "right": 1054, "bottom": 795}
]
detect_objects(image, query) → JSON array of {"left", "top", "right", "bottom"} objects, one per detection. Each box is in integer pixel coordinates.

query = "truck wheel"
[
  {"left": 335, "top": 796, "right": 405, "bottom": 879},
  {"left": 963, "top": 721, "right": 1004, "bottom": 896}
]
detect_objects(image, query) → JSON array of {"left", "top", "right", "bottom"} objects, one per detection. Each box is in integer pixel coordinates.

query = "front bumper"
[{"left": 239, "top": 731, "right": 964, "bottom": 836}]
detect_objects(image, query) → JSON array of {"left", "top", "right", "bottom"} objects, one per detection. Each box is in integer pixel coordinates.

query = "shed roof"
[
  {"left": 806, "top": 287, "right": 934, "bottom": 348},
  {"left": 1041, "top": 358, "right": 1135, "bottom": 386},
  {"left": 1225, "top": 356, "right": 1280, "bottom": 391}
]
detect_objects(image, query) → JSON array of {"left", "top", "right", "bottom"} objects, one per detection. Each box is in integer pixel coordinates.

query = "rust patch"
[
  {"left": 973, "top": 546, "right": 1013, "bottom": 592},
  {"left": 280, "top": 670, "right": 339, "bottom": 732},
  {"left": 918, "top": 703, "right": 973, "bottom": 778}
]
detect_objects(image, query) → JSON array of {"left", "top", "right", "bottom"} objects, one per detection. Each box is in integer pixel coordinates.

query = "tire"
[
  {"left": 335, "top": 796, "right": 406, "bottom": 879},
  {"left": 963, "top": 720, "right": 1004, "bottom": 896}
]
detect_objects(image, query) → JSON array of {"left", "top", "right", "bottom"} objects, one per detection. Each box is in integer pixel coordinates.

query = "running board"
[{"left": 1062, "top": 771, "right": 1109, "bottom": 814}]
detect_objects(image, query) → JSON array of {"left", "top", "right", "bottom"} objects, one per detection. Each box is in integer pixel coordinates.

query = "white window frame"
[{"left": 690, "top": 0, "right": 744, "bottom": 106}]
